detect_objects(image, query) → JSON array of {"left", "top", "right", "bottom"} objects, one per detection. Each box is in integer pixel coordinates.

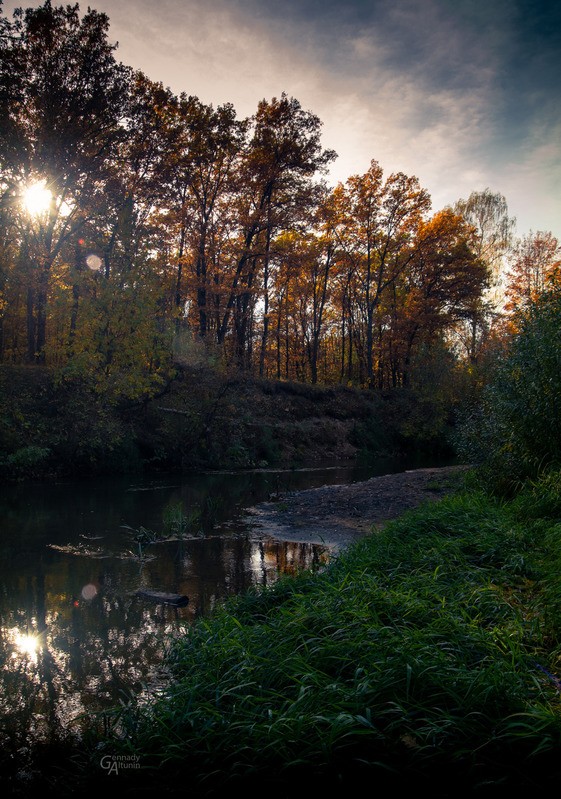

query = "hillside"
[
  {"left": 0, "top": 364, "right": 456, "bottom": 480},
  {"left": 133, "top": 367, "right": 455, "bottom": 471}
]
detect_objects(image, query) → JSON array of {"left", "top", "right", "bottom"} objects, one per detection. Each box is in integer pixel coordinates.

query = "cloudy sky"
[{"left": 5, "top": 0, "right": 561, "bottom": 238}]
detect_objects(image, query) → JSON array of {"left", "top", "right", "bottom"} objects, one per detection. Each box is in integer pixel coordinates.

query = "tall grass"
[{"left": 73, "top": 473, "right": 561, "bottom": 796}]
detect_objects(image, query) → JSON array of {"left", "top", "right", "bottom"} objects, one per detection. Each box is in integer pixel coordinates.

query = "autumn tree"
[
  {"left": 0, "top": 0, "right": 539, "bottom": 423},
  {"left": 53, "top": 71, "right": 188, "bottom": 397},
  {"left": 330, "top": 160, "right": 431, "bottom": 386},
  {"left": 265, "top": 223, "right": 335, "bottom": 383},
  {"left": 0, "top": 1, "right": 130, "bottom": 363},
  {"left": 298, "top": 204, "right": 337, "bottom": 384},
  {"left": 216, "top": 94, "right": 336, "bottom": 370},
  {"left": 155, "top": 97, "right": 246, "bottom": 341},
  {"left": 393, "top": 209, "right": 487, "bottom": 386},
  {"left": 505, "top": 230, "right": 561, "bottom": 315}
]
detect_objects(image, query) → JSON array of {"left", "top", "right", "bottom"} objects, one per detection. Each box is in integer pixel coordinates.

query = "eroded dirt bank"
[{"left": 245, "top": 465, "right": 467, "bottom": 550}]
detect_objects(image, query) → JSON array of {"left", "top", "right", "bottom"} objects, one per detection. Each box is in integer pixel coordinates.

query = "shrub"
[
  {"left": 0, "top": 445, "right": 51, "bottom": 479},
  {"left": 456, "top": 289, "right": 561, "bottom": 490}
]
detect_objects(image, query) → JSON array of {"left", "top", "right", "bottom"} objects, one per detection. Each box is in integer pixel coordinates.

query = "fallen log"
[{"left": 136, "top": 589, "right": 189, "bottom": 607}]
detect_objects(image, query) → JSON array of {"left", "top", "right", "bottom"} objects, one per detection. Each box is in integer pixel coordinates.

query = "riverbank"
[
  {"left": 245, "top": 465, "right": 466, "bottom": 549},
  {"left": 0, "top": 364, "right": 457, "bottom": 480},
  {"left": 63, "top": 468, "right": 561, "bottom": 797}
]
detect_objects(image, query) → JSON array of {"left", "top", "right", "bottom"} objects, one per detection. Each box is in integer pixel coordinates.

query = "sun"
[{"left": 23, "top": 180, "right": 52, "bottom": 216}]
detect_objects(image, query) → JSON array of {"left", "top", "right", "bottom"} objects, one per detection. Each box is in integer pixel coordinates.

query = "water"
[{"left": 0, "top": 459, "right": 407, "bottom": 750}]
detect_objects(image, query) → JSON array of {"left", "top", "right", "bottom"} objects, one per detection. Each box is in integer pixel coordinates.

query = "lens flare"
[
  {"left": 81, "top": 583, "right": 98, "bottom": 600},
  {"left": 86, "top": 254, "right": 103, "bottom": 272}
]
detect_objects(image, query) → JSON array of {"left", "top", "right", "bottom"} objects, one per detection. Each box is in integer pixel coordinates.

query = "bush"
[
  {"left": 0, "top": 365, "right": 139, "bottom": 478},
  {"left": 0, "top": 445, "right": 51, "bottom": 479},
  {"left": 456, "top": 290, "right": 561, "bottom": 490}
]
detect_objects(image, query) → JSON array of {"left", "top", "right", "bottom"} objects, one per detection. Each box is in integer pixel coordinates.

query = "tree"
[
  {"left": 453, "top": 189, "right": 515, "bottom": 364},
  {"left": 216, "top": 93, "right": 336, "bottom": 369},
  {"left": 268, "top": 226, "right": 334, "bottom": 383},
  {"left": 156, "top": 97, "right": 246, "bottom": 340},
  {"left": 395, "top": 209, "right": 487, "bottom": 386},
  {"left": 332, "top": 160, "right": 431, "bottom": 386},
  {"left": 0, "top": 1, "right": 131, "bottom": 362},
  {"left": 457, "top": 289, "right": 561, "bottom": 487},
  {"left": 505, "top": 230, "right": 561, "bottom": 315}
]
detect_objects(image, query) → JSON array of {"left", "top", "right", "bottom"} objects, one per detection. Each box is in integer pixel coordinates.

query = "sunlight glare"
[
  {"left": 13, "top": 630, "right": 41, "bottom": 662},
  {"left": 23, "top": 181, "right": 52, "bottom": 216}
]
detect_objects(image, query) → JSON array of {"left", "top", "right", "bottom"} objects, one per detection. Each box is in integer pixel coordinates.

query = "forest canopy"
[{"left": 0, "top": 1, "right": 559, "bottom": 404}]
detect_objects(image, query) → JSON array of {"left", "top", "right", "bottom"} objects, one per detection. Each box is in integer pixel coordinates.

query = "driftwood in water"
[{"left": 136, "top": 589, "right": 189, "bottom": 607}]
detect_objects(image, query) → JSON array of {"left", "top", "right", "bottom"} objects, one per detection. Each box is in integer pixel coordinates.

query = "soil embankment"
[
  {"left": 0, "top": 365, "right": 456, "bottom": 479},
  {"left": 245, "top": 465, "right": 466, "bottom": 550}
]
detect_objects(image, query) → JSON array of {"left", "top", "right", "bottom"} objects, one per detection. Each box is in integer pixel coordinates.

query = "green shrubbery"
[
  {"left": 0, "top": 365, "right": 141, "bottom": 478},
  {"left": 0, "top": 445, "right": 51, "bottom": 479},
  {"left": 456, "top": 290, "right": 561, "bottom": 490}
]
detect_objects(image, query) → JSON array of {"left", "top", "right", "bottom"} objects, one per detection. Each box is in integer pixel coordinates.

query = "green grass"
[{"left": 74, "top": 471, "right": 561, "bottom": 796}]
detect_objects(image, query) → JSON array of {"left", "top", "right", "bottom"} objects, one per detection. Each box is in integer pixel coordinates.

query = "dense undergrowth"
[
  {"left": 0, "top": 364, "right": 456, "bottom": 480},
  {"left": 59, "top": 469, "right": 561, "bottom": 797}
]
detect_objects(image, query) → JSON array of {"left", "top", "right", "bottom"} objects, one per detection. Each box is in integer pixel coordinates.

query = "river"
[{"left": 1, "top": 459, "right": 418, "bottom": 752}]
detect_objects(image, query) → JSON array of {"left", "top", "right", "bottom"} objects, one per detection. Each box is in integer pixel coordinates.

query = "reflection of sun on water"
[{"left": 11, "top": 629, "right": 41, "bottom": 664}]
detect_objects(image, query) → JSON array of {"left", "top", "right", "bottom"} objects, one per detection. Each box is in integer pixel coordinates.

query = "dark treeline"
[{"left": 1, "top": 2, "right": 559, "bottom": 407}]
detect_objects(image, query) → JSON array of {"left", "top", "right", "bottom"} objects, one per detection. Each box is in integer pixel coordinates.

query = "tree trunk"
[
  {"left": 69, "top": 242, "right": 83, "bottom": 348},
  {"left": 276, "top": 301, "right": 282, "bottom": 380},
  {"left": 196, "top": 228, "right": 208, "bottom": 338},
  {"left": 259, "top": 223, "right": 272, "bottom": 377},
  {"left": 340, "top": 309, "right": 346, "bottom": 382},
  {"left": 35, "top": 264, "right": 50, "bottom": 364},
  {"left": 26, "top": 286, "right": 36, "bottom": 363},
  {"left": 310, "top": 343, "right": 318, "bottom": 384}
]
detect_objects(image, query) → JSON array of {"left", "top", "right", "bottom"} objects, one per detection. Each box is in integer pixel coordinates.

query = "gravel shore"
[{"left": 244, "top": 465, "right": 467, "bottom": 550}]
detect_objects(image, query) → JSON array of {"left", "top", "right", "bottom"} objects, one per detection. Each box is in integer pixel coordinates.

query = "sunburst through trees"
[{"left": 0, "top": 1, "right": 552, "bottom": 395}]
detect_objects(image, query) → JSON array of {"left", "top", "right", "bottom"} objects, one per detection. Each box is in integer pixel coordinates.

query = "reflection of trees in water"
[
  {"left": 0, "top": 533, "right": 329, "bottom": 764},
  {"left": 0, "top": 466, "right": 347, "bottom": 781},
  {"left": 0, "top": 569, "right": 187, "bottom": 756},
  {"left": 171, "top": 536, "right": 329, "bottom": 618},
  {"left": 248, "top": 539, "right": 328, "bottom": 585},
  {"left": 0, "top": 565, "right": 75, "bottom": 767}
]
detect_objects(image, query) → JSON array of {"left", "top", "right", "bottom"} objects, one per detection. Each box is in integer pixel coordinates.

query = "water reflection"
[
  {"left": 0, "top": 462, "right": 404, "bottom": 755},
  {"left": 1, "top": 540, "right": 327, "bottom": 756}
]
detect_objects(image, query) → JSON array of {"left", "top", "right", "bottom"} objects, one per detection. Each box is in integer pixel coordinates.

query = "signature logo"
[{"left": 100, "top": 754, "right": 141, "bottom": 775}]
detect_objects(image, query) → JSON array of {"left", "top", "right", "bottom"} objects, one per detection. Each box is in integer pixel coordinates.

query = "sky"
[{"left": 4, "top": 0, "right": 561, "bottom": 239}]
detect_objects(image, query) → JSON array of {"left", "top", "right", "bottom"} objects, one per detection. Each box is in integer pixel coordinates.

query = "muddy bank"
[{"left": 245, "top": 465, "right": 467, "bottom": 550}]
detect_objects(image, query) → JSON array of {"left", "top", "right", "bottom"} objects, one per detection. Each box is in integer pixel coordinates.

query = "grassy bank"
[{"left": 63, "top": 470, "right": 561, "bottom": 797}]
